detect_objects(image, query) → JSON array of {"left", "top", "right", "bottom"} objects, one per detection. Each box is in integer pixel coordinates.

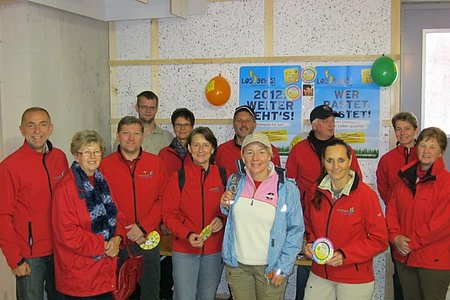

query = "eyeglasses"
[
  {"left": 138, "top": 105, "right": 157, "bottom": 111},
  {"left": 174, "top": 123, "right": 192, "bottom": 129},
  {"left": 77, "top": 150, "right": 102, "bottom": 158}
]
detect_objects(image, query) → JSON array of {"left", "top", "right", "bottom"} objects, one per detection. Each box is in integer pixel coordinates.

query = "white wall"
[
  {"left": 0, "top": 2, "right": 110, "bottom": 297},
  {"left": 0, "top": 2, "right": 110, "bottom": 159}
]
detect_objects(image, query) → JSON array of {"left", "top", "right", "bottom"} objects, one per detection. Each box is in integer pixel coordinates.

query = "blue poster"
[
  {"left": 239, "top": 66, "right": 303, "bottom": 155},
  {"left": 315, "top": 65, "right": 380, "bottom": 159}
]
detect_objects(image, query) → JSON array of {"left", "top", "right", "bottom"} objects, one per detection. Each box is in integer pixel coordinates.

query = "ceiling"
[{"left": 1, "top": 0, "right": 208, "bottom": 21}]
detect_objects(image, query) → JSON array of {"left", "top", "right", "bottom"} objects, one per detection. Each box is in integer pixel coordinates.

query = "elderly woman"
[
  {"left": 303, "top": 138, "right": 388, "bottom": 300},
  {"left": 162, "top": 126, "right": 227, "bottom": 300},
  {"left": 52, "top": 130, "right": 125, "bottom": 299},
  {"left": 221, "top": 133, "right": 303, "bottom": 300},
  {"left": 386, "top": 127, "right": 450, "bottom": 300}
]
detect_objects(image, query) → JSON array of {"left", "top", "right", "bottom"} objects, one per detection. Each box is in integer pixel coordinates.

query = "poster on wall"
[
  {"left": 239, "top": 65, "right": 303, "bottom": 156},
  {"left": 314, "top": 65, "right": 380, "bottom": 159}
]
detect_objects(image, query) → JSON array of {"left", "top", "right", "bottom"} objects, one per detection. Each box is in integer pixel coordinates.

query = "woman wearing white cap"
[{"left": 221, "top": 133, "right": 303, "bottom": 300}]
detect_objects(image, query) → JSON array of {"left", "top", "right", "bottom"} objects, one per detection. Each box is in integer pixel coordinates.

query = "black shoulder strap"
[
  {"left": 179, "top": 166, "right": 227, "bottom": 192},
  {"left": 178, "top": 168, "right": 185, "bottom": 192},
  {"left": 218, "top": 166, "right": 228, "bottom": 190},
  {"left": 275, "top": 166, "right": 285, "bottom": 187}
]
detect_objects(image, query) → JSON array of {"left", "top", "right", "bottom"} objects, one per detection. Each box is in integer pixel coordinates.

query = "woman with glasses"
[
  {"left": 158, "top": 108, "right": 195, "bottom": 176},
  {"left": 52, "top": 130, "right": 126, "bottom": 299},
  {"left": 158, "top": 109, "right": 195, "bottom": 299},
  {"left": 162, "top": 127, "right": 228, "bottom": 300}
]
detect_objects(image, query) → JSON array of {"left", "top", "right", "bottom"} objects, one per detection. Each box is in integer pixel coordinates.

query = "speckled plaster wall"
[
  {"left": 273, "top": 0, "right": 391, "bottom": 56},
  {"left": 110, "top": 0, "right": 394, "bottom": 299}
]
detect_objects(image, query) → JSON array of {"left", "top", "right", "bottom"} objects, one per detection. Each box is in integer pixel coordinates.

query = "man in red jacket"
[
  {"left": 0, "top": 107, "right": 69, "bottom": 300},
  {"left": 215, "top": 105, "right": 281, "bottom": 173},
  {"left": 286, "top": 104, "right": 362, "bottom": 300},
  {"left": 100, "top": 116, "right": 169, "bottom": 300}
]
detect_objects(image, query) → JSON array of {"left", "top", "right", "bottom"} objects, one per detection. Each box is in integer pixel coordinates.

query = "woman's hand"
[
  {"left": 270, "top": 273, "right": 286, "bottom": 286},
  {"left": 393, "top": 235, "right": 411, "bottom": 256},
  {"left": 210, "top": 217, "right": 223, "bottom": 233},
  {"left": 303, "top": 243, "right": 314, "bottom": 259},
  {"left": 325, "top": 250, "right": 344, "bottom": 267},
  {"left": 187, "top": 233, "right": 204, "bottom": 248},
  {"left": 105, "top": 236, "right": 122, "bottom": 257},
  {"left": 220, "top": 190, "right": 235, "bottom": 210}
]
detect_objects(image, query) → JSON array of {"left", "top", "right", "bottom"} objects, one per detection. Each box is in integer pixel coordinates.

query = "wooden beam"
[
  {"left": 111, "top": 118, "right": 233, "bottom": 125},
  {"left": 264, "top": 0, "right": 274, "bottom": 56},
  {"left": 110, "top": 54, "right": 400, "bottom": 66}
]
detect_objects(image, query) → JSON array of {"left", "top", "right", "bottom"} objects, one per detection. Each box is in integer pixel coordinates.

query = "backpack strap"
[
  {"left": 218, "top": 166, "right": 228, "bottom": 190},
  {"left": 179, "top": 166, "right": 228, "bottom": 192}
]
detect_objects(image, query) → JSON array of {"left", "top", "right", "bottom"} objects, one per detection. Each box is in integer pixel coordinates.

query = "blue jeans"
[
  {"left": 295, "top": 265, "right": 311, "bottom": 300},
  {"left": 118, "top": 244, "right": 160, "bottom": 300},
  {"left": 172, "top": 251, "right": 223, "bottom": 300},
  {"left": 16, "top": 255, "right": 59, "bottom": 300}
]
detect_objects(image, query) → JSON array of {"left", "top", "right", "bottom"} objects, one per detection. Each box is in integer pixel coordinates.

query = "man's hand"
[
  {"left": 12, "top": 262, "right": 31, "bottom": 277},
  {"left": 125, "top": 223, "right": 145, "bottom": 242}
]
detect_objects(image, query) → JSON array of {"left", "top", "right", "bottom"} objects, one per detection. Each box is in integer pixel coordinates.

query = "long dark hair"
[{"left": 312, "top": 138, "right": 351, "bottom": 210}]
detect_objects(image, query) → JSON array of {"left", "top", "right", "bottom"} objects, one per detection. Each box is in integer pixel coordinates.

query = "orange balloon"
[{"left": 205, "top": 75, "right": 231, "bottom": 106}]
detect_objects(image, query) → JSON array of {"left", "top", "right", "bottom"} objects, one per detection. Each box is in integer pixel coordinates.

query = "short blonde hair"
[{"left": 70, "top": 130, "right": 105, "bottom": 155}]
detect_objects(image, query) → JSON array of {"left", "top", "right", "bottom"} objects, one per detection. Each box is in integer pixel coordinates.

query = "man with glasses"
[
  {"left": 101, "top": 116, "right": 169, "bottom": 300},
  {"left": 0, "top": 107, "right": 68, "bottom": 300},
  {"left": 215, "top": 105, "right": 281, "bottom": 174},
  {"left": 135, "top": 90, "right": 173, "bottom": 154}
]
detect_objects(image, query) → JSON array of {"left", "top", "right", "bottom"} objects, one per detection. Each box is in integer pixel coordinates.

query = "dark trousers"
[
  {"left": 295, "top": 265, "right": 311, "bottom": 300},
  {"left": 119, "top": 243, "right": 161, "bottom": 300},
  {"left": 160, "top": 256, "right": 174, "bottom": 299},
  {"left": 390, "top": 246, "right": 404, "bottom": 300},
  {"left": 395, "top": 261, "right": 450, "bottom": 300}
]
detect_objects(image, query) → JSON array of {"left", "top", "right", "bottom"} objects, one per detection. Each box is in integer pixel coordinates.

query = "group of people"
[{"left": 0, "top": 89, "right": 448, "bottom": 300}]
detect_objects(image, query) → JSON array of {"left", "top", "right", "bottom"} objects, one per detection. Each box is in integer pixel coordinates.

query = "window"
[{"left": 422, "top": 29, "right": 450, "bottom": 136}]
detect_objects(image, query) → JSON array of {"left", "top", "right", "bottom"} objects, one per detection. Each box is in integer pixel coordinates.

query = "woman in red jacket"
[
  {"left": 386, "top": 127, "right": 450, "bottom": 300},
  {"left": 52, "top": 130, "right": 125, "bottom": 299},
  {"left": 158, "top": 108, "right": 195, "bottom": 176},
  {"left": 304, "top": 138, "right": 388, "bottom": 300},
  {"left": 162, "top": 126, "right": 227, "bottom": 300},
  {"left": 158, "top": 108, "right": 195, "bottom": 299}
]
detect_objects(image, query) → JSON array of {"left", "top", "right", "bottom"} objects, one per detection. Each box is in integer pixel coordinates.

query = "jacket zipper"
[
  {"left": 201, "top": 169, "right": 206, "bottom": 254},
  {"left": 42, "top": 152, "right": 53, "bottom": 198},
  {"left": 28, "top": 222, "right": 33, "bottom": 256},
  {"left": 129, "top": 163, "right": 139, "bottom": 227},
  {"left": 323, "top": 193, "right": 336, "bottom": 280}
]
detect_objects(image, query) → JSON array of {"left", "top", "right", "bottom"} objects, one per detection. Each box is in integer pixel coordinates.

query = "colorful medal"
[
  {"left": 312, "top": 237, "right": 334, "bottom": 265},
  {"left": 139, "top": 231, "right": 160, "bottom": 250},
  {"left": 199, "top": 225, "right": 212, "bottom": 241}
]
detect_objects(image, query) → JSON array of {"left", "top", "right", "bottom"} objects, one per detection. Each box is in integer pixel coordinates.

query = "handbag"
[{"left": 112, "top": 244, "right": 143, "bottom": 300}]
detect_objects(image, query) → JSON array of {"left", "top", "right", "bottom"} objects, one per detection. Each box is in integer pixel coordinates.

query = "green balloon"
[{"left": 371, "top": 56, "right": 398, "bottom": 87}]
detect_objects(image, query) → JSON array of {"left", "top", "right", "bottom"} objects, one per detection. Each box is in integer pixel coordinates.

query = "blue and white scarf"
[{"left": 72, "top": 162, "right": 117, "bottom": 241}]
